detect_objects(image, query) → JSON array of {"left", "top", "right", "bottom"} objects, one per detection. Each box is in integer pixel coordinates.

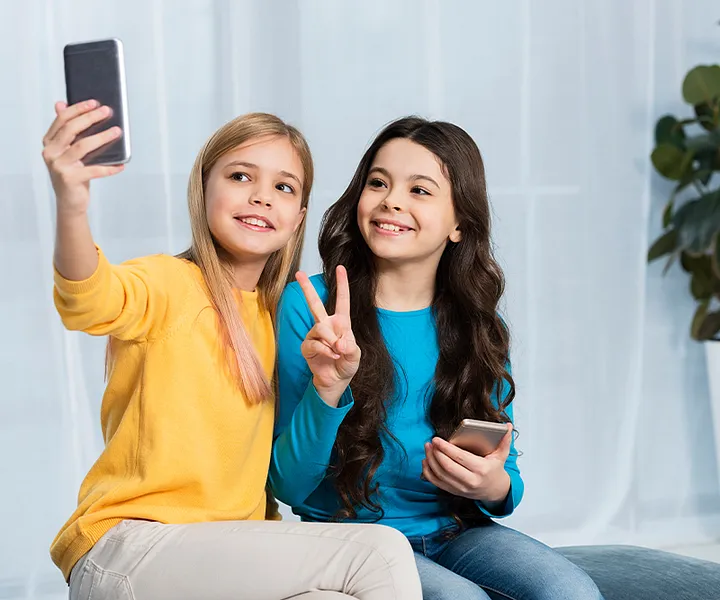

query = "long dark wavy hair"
[{"left": 319, "top": 116, "right": 515, "bottom": 521}]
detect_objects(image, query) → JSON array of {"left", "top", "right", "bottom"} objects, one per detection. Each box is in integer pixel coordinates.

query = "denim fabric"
[
  {"left": 558, "top": 545, "right": 720, "bottom": 600},
  {"left": 408, "top": 522, "right": 603, "bottom": 600}
]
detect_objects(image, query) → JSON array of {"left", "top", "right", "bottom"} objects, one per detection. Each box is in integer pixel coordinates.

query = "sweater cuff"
[
  {"left": 53, "top": 246, "right": 109, "bottom": 295},
  {"left": 302, "top": 382, "right": 355, "bottom": 422}
]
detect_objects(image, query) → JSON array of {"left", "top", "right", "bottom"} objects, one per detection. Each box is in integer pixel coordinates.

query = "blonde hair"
[{"left": 178, "top": 113, "right": 313, "bottom": 404}]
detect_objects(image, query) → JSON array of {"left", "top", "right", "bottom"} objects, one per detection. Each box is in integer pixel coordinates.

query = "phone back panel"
[
  {"left": 64, "top": 38, "right": 131, "bottom": 165},
  {"left": 449, "top": 422, "right": 506, "bottom": 456}
]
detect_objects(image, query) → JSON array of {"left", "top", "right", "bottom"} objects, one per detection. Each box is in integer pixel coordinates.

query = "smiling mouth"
[
  {"left": 234, "top": 216, "right": 275, "bottom": 231},
  {"left": 372, "top": 220, "right": 413, "bottom": 234}
]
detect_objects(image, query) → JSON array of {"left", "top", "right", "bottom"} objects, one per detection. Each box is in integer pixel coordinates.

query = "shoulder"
[
  {"left": 118, "top": 252, "right": 193, "bottom": 277},
  {"left": 117, "top": 253, "right": 206, "bottom": 306},
  {"left": 281, "top": 274, "right": 329, "bottom": 307},
  {"left": 278, "top": 274, "right": 328, "bottom": 332}
]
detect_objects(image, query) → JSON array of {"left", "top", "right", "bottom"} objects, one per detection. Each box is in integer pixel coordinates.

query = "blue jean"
[{"left": 407, "top": 521, "right": 604, "bottom": 600}]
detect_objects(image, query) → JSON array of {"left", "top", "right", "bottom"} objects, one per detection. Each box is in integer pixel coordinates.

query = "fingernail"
[{"left": 87, "top": 100, "right": 99, "bottom": 108}]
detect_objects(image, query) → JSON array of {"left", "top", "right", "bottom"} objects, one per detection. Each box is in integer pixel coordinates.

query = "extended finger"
[
  {"left": 335, "top": 265, "right": 351, "bottom": 318},
  {"left": 296, "top": 271, "right": 329, "bottom": 323}
]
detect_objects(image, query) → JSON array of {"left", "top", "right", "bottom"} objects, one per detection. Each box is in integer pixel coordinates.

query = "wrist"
[
  {"left": 479, "top": 470, "right": 511, "bottom": 504},
  {"left": 56, "top": 203, "right": 88, "bottom": 221},
  {"left": 312, "top": 378, "right": 348, "bottom": 408}
]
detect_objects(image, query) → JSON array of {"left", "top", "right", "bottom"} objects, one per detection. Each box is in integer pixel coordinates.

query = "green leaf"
[
  {"left": 651, "top": 144, "right": 692, "bottom": 180},
  {"left": 672, "top": 189, "right": 720, "bottom": 253},
  {"left": 694, "top": 102, "right": 718, "bottom": 131},
  {"left": 655, "top": 115, "right": 686, "bottom": 148},
  {"left": 647, "top": 229, "right": 678, "bottom": 262},
  {"left": 691, "top": 300, "right": 710, "bottom": 340},
  {"left": 681, "top": 250, "right": 708, "bottom": 273},
  {"left": 684, "top": 130, "right": 720, "bottom": 153},
  {"left": 697, "top": 310, "right": 720, "bottom": 340},
  {"left": 690, "top": 259, "right": 714, "bottom": 300},
  {"left": 662, "top": 200, "right": 674, "bottom": 228},
  {"left": 683, "top": 65, "right": 720, "bottom": 105}
]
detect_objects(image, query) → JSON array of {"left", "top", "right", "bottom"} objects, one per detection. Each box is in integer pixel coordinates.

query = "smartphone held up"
[{"left": 63, "top": 38, "right": 131, "bottom": 166}]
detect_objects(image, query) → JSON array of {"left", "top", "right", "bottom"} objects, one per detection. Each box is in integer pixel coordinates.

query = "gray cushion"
[{"left": 557, "top": 545, "right": 720, "bottom": 600}]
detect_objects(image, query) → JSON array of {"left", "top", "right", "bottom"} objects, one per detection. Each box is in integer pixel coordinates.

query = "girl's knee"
[
  {"left": 537, "top": 565, "right": 603, "bottom": 600},
  {"left": 357, "top": 524, "right": 413, "bottom": 559}
]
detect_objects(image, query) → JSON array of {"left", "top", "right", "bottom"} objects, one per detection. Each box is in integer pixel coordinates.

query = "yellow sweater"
[{"left": 50, "top": 248, "right": 277, "bottom": 581}]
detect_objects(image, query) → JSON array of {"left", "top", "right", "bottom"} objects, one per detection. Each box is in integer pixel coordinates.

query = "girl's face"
[
  {"left": 356, "top": 138, "right": 461, "bottom": 266},
  {"left": 205, "top": 135, "right": 306, "bottom": 264}
]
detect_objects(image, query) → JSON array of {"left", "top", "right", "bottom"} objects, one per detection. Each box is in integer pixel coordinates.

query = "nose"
[
  {"left": 249, "top": 195, "right": 272, "bottom": 208},
  {"left": 381, "top": 197, "right": 404, "bottom": 212},
  {"left": 381, "top": 185, "right": 407, "bottom": 212},
  {"left": 249, "top": 181, "right": 274, "bottom": 208}
]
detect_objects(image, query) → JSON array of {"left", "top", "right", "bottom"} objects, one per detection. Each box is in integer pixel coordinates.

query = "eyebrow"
[
  {"left": 225, "top": 161, "right": 302, "bottom": 186},
  {"left": 368, "top": 166, "right": 440, "bottom": 189}
]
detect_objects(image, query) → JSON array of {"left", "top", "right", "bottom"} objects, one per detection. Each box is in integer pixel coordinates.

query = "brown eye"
[
  {"left": 230, "top": 172, "right": 250, "bottom": 182},
  {"left": 368, "top": 178, "right": 387, "bottom": 189},
  {"left": 411, "top": 186, "right": 430, "bottom": 195}
]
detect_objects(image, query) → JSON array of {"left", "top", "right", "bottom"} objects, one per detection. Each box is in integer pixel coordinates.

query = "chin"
[
  {"left": 363, "top": 236, "right": 405, "bottom": 256},
  {"left": 216, "top": 238, "right": 275, "bottom": 262},
  {"left": 365, "top": 244, "right": 410, "bottom": 263}
]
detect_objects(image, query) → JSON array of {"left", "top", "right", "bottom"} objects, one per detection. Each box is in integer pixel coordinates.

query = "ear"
[
  {"left": 449, "top": 225, "right": 462, "bottom": 244},
  {"left": 292, "top": 206, "right": 307, "bottom": 233}
]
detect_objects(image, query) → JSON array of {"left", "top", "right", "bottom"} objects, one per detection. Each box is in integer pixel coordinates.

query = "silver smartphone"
[
  {"left": 64, "top": 38, "right": 131, "bottom": 165},
  {"left": 448, "top": 419, "right": 508, "bottom": 456}
]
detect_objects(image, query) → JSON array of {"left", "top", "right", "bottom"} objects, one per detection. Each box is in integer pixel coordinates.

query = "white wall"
[{"left": 1, "top": 1, "right": 719, "bottom": 597}]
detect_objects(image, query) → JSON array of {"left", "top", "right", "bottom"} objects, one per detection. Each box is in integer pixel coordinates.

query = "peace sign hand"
[{"left": 296, "top": 266, "right": 361, "bottom": 407}]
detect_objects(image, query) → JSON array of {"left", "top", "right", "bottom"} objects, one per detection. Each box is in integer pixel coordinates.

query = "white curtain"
[{"left": 2, "top": 0, "right": 719, "bottom": 597}]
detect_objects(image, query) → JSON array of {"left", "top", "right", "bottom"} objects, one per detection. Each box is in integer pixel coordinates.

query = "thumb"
[{"left": 490, "top": 424, "right": 513, "bottom": 459}]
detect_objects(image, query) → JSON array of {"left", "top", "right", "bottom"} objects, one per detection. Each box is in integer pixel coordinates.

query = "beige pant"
[{"left": 68, "top": 519, "right": 422, "bottom": 600}]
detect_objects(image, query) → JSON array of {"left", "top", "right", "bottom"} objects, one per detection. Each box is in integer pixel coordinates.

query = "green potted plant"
[{"left": 647, "top": 63, "right": 720, "bottom": 461}]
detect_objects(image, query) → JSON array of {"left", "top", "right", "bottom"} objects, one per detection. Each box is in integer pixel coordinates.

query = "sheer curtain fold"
[{"left": 1, "top": 0, "right": 718, "bottom": 596}]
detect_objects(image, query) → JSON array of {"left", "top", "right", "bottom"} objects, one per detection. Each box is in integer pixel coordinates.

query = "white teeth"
[
  {"left": 378, "top": 223, "right": 402, "bottom": 232},
  {"left": 240, "top": 217, "right": 269, "bottom": 228}
]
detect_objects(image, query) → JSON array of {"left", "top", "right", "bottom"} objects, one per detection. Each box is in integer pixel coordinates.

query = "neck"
[
  {"left": 220, "top": 248, "right": 268, "bottom": 291},
  {"left": 375, "top": 258, "right": 438, "bottom": 312},
  {"left": 231, "top": 262, "right": 265, "bottom": 291}
]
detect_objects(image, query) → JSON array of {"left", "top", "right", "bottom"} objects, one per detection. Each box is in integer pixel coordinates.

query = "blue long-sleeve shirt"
[{"left": 269, "top": 275, "right": 524, "bottom": 537}]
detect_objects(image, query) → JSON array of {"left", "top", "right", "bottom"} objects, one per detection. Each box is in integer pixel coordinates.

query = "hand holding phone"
[
  {"left": 421, "top": 421, "right": 513, "bottom": 506},
  {"left": 42, "top": 101, "right": 125, "bottom": 216},
  {"left": 448, "top": 419, "right": 509, "bottom": 457}
]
